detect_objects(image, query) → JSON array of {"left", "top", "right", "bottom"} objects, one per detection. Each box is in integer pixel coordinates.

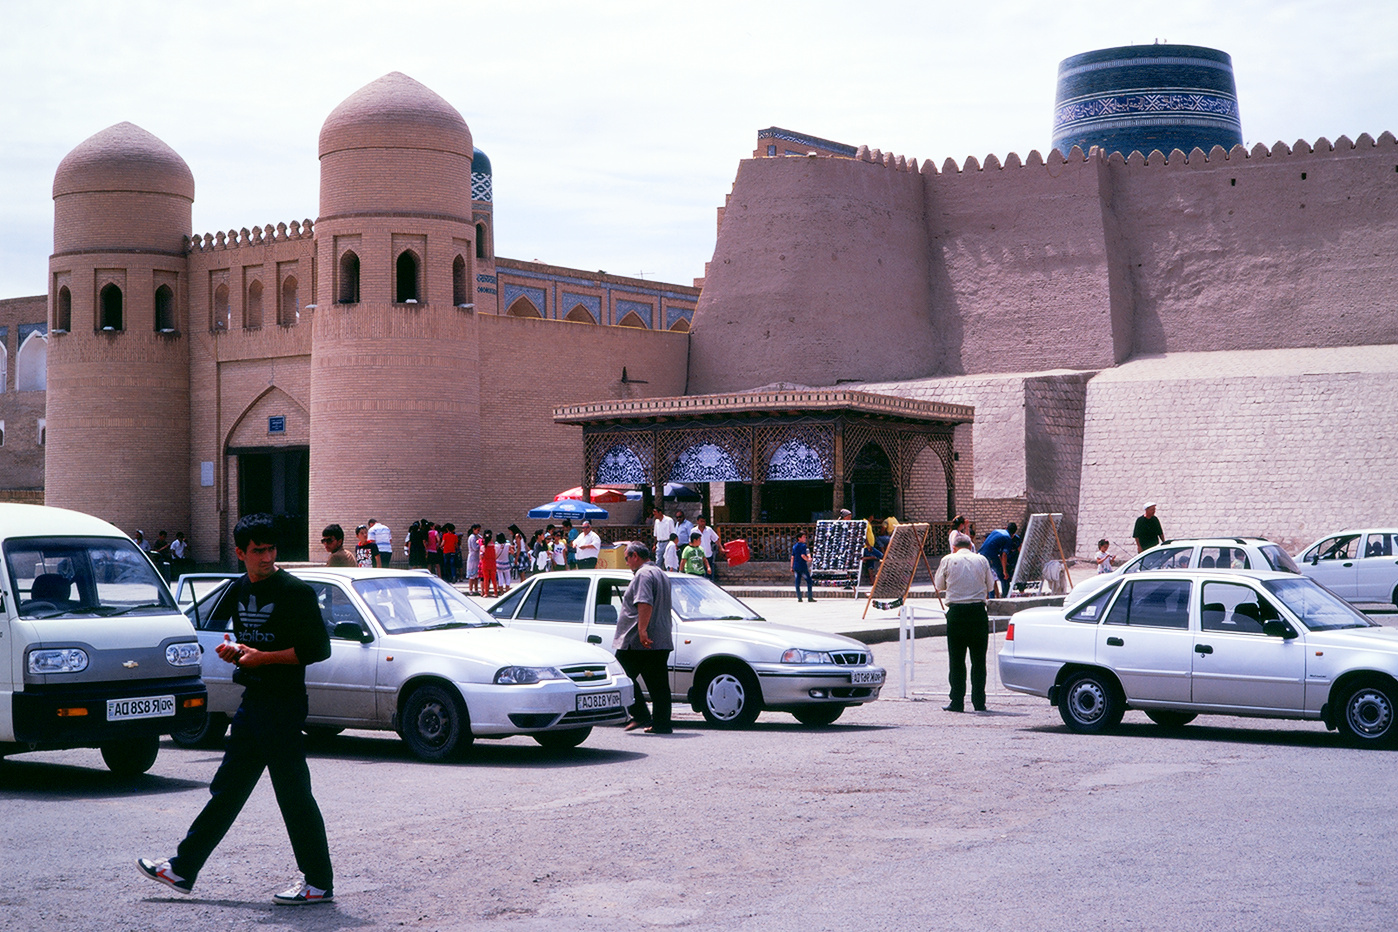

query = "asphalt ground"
[{"left": 5, "top": 629, "right": 1398, "bottom": 932}]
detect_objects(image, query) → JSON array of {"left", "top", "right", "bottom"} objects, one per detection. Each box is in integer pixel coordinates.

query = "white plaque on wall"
[{"left": 200, "top": 461, "right": 214, "bottom": 487}]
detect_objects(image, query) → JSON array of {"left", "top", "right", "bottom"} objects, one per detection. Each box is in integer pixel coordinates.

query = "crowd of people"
[{"left": 132, "top": 528, "right": 193, "bottom": 581}]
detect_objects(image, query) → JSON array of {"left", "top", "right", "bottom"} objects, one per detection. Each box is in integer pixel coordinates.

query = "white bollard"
[{"left": 898, "top": 602, "right": 916, "bottom": 699}]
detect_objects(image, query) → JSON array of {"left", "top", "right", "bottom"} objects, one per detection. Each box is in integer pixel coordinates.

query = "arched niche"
[
  {"left": 16, "top": 331, "right": 47, "bottom": 391},
  {"left": 507, "top": 296, "right": 542, "bottom": 318}
]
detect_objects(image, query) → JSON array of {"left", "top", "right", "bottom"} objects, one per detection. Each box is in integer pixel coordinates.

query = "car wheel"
[
  {"left": 1144, "top": 710, "right": 1197, "bottom": 728},
  {"left": 699, "top": 664, "right": 762, "bottom": 728},
  {"left": 1057, "top": 670, "right": 1125, "bottom": 734},
  {"left": 100, "top": 736, "right": 160, "bottom": 776},
  {"left": 401, "top": 684, "right": 472, "bottom": 762},
  {"left": 1391, "top": 584, "right": 1398, "bottom": 611},
  {"left": 1336, "top": 677, "right": 1398, "bottom": 748},
  {"left": 170, "top": 710, "right": 228, "bottom": 749},
  {"left": 533, "top": 727, "right": 592, "bottom": 749},
  {"left": 793, "top": 706, "right": 844, "bottom": 726}
]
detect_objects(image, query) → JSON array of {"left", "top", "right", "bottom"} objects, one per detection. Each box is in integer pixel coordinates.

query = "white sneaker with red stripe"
[
  {"left": 136, "top": 857, "right": 193, "bottom": 895},
  {"left": 273, "top": 879, "right": 334, "bottom": 905}
]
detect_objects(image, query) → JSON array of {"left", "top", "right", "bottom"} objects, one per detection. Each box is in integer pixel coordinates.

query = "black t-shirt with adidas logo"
[{"left": 232, "top": 569, "right": 332, "bottom": 697}]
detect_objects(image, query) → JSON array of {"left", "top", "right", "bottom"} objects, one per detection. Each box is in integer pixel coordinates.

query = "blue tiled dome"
[
  {"left": 1053, "top": 44, "right": 1242, "bottom": 158},
  {"left": 472, "top": 148, "right": 492, "bottom": 175}
]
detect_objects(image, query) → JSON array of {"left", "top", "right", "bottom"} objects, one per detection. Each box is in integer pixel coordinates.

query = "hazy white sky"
[{"left": 1, "top": 0, "right": 1393, "bottom": 298}]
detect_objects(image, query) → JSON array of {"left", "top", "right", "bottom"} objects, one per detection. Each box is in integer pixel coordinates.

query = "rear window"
[
  {"left": 1259, "top": 545, "right": 1300, "bottom": 574},
  {"left": 5, "top": 536, "right": 176, "bottom": 619}
]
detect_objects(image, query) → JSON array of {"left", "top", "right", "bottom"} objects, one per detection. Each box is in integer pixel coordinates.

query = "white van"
[{"left": 0, "top": 504, "right": 206, "bottom": 774}]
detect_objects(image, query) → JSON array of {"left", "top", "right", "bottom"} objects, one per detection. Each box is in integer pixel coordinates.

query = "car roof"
[
  {"left": 0, "top": 503, "right": 134, "bottom": 539},
  {"left": 1144, "top": 537, "right": 1276, "bottom": 549},
  {"left": 1107, "top": 568, "right": 1301, "bottom": 583}
]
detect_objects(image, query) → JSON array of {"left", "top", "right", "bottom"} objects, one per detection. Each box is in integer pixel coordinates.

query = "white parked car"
[
  {"left": 1000, "top": 569, "right": 1398, "bottom": 747},
  {"left": 1068, "top": 537, "right": 1300, "bottom": 605},
  {"left": 179, "top": 568, "right": 633, "bottom": 760},
  {"left": 1296, "top": 529, "right": 1398, "bottom": 607},
  {"left": 487, "top": 570, "right": 886, "bottom": 727}
]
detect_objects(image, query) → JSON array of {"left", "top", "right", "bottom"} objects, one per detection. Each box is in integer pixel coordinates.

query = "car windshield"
[
  {"left": 353, "top": 575, "right": 497, "bottom": 633},
  {"left": 1259, "top": 544, "right": 1301, "bottom": 574},
  {"left": 1262, "top": 577, "right": 1377, "bottom": 631},
  {"left": 4, "top": 536, "right": 176, "bottom": 619},
  {"left": 669, "top": 574, "right": 763, "bottom": 621}
]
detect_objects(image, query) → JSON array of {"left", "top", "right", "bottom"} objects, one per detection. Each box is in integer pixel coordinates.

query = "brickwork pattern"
[{"left": 1075, "top": 345, "right": 1398, "bottom": 556}]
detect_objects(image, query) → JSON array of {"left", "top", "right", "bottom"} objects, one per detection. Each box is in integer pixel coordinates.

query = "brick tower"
[
  {"left": 46, "top": 122, "right": 193, "bottom": 535},
  {"left": 309, "top": 73, "right": 484, "bottom": 544}
]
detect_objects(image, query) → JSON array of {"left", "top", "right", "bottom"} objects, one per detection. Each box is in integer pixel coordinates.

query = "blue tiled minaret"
[{"left": 1053, "top": 44, "right": 1243, "bottom": 157}]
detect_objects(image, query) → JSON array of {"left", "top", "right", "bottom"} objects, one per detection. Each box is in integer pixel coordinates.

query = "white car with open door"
[{"left": 1296, "top": 529, "right": 1398, "bottom": 607}]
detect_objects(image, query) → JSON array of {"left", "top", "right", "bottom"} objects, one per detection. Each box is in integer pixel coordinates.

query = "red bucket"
[{"left": 723, "top": 539, "right": 750, "bottom": 567}]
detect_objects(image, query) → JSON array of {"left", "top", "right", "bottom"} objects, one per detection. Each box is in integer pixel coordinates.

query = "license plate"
[
  {"left": 851, "top": 670, "right": 885, "bottom": 686},
  {"left": 576, "top": 691, "right": 622, "bottom": 711},
  {"left": 107, "top": 695, "right": 176, "bottom": 721}
]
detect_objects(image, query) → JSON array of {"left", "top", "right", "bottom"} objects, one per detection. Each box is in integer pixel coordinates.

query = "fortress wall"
[
  {"left": 922, "top": 151, "right": 1120, "bottom": 375},
  {"left": 45, "top": 330, "right": 191, "bottom": 539},
  {"left": 309, "top": 303, "right": 481, "bottom": 557},
  {"left": 187, "top": 224, "right": 318, "bottom": 331},
  {"left": 1075, "top": 345, "right": 1398, "bottom": 557},
  {"left": 688, "top": 154, "right": 931, "bottom": 394},
  {"left": 1106, "top": 134, "right": 1398, "bottom": 355},
  {"left": 475, "top": 314, "right": 689, "bottom": 533}
]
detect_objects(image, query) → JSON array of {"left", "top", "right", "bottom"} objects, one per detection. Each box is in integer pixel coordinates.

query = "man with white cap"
[
  {"left": 1132, "top": 502, "right": 1164, "bottom": 553},
  {"left": 933, "top": 533, "right": 996, "bottom": 713}
]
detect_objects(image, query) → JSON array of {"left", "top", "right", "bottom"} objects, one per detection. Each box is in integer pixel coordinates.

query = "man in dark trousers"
[
  {"left": 615, "top": 543, "right": 674, "bottom": 734},
  {"left": 934, "top": 533, "right": 996, "bottom": 713},
  {"left": 138, "top": 513, "right": 335, "bottom": 905}
]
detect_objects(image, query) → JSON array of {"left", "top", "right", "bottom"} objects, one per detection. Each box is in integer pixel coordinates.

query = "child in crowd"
[{"left": 1095, "top": 539, "right": 1116, "bottom": 574}]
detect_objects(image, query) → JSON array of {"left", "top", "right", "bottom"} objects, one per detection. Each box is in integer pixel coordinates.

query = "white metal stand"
[{"left": 898, "top": 602, "right": 916, "bottom": 699}]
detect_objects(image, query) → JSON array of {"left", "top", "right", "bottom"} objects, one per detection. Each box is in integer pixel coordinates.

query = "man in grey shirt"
[
  {"left": 933, "top": 532, "right": 996, "bottom": 713},
  {"left": 614, "top": 542, "right": 674, "bottom": 734}
]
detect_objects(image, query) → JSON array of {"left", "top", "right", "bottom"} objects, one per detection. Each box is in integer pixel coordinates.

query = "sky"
[{"left": 1, "top": 0, "right": 1394, "bottom": 299}]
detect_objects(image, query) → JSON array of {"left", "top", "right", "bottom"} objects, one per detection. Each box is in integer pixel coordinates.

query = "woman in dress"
[
  {"left": 494, "top": 533, "right": 512, "bottom": 594},
  {"left": 479, "top": 528, "right": 498, "bottom": 598}
]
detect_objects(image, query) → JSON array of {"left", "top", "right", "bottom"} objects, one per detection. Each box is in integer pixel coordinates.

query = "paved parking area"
[{"left": 5, "top": 630, "right": 1398, "bottom": 932}]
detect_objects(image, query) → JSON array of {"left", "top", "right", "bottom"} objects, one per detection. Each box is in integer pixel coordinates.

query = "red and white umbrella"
[{"left": 554, "top": 486, "right": 632, "bottom": 504}]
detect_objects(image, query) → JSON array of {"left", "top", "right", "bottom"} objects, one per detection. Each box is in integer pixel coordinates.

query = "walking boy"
[{"left": 138, "top": 513, "right": 335, "bottom": 905}]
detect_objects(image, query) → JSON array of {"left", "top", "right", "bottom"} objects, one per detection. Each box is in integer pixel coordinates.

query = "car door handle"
[
  {"left": 1343, "top": 562, "right": 1353, "bottom": 567},
  {"left": 1106, "top": 637, "right": 1124, "bottom": 647},
  {"left": 587, "top": 635, "right": 602, "bottom": 644},
  {"left": 1195, "top": 644, "right": 1213, "bottom": 655}
]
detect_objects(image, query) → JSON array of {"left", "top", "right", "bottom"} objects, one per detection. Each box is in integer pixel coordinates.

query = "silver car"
[
  {"left": 1000, "top": 569, "right": 1398, "bottom": 747},
  {"left": 1297, "top": 529, "right": 1398, "bottom": 607},
  {"left": 178, "top": 568, "right": 633, "bottom": 761},
  {"left": 488, "top": 570, "right": 885, "bottom": 727},
  {"left": 1068, "top": 537, "right": 1300, "bottom": 606}
]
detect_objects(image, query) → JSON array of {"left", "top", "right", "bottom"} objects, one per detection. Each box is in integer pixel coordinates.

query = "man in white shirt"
[
  {"left": 695, "top": 516, "right": 721, "bottom": 582},
  {"left": 367, "top": 519, "right": 392, "bottom": 568},
  {"left": 933, "top": 533, "right": 996, "bottom": 713},
  {"left": 573, "top": 521, "right": 602, "bottom": 569},
  {"left": 651, "top": 507, "right": 676, "bottom": 553}
]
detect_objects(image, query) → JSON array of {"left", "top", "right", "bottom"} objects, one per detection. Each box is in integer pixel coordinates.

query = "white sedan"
[
  {"left": 1000, "top": 569, "right": 1398, "bottom": 747},
  {"left": 1297, "top": 529, "right": 1398, "bottom": 607},
  {"left": 178, "top": 568, "right": 633, "bottom": 761},
  {"left": 488, "top": 570, "right": 886, "bottom": 727}
]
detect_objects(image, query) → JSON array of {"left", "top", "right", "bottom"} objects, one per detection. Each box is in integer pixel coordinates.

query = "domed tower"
[
  {"left": 46, "top": 122, "right": 193, "bottom": 533},
  {"left": 1053, "top": 44, "right": 1243, "bottom": 158},
  {"left": 310, "top": 73, "right": 484, "bottom": 543},
  {"left": 470, "top": 147, "right": 497, "bottom": 313}
]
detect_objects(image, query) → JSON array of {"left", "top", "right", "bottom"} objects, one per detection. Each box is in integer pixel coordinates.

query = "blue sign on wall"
[{"left": 268, "top": 415, "right": 286, "bottom": 434}]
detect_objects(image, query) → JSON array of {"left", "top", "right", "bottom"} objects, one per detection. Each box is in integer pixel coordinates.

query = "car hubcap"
[
  {"left": 1068, "top": 680, "right": 1105, "bottom": 724},
  {"left": 707, "top": 674, "right": 745, "bottom": 720},
  {"left": 1348, "top": 689, "right": 1392, "bottom": 738},
  {"left": 416, "top": 701, "right": 449, "bottom": 747}
]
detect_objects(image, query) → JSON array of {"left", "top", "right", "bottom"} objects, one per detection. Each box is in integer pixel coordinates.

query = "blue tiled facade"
[
  {"left": 1053, "top": 45, "right": 1243, "bottom": 158},
  {"left": 615, "top": 299, "right": 653, "bottom": 328},
  {"left": 561, "top": 291, "right": 601, "bottom": 322},
  {"left": 502, "top": 283, "right": 546, "bottom": 317}
]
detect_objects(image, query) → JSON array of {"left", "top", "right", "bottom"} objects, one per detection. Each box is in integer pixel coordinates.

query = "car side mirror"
[
  {"left": 1262, "top": 620, "right": 1297, "bottom": 640},
  {"left": 334, "top": 622, "right": 371, "bottom": 643}
]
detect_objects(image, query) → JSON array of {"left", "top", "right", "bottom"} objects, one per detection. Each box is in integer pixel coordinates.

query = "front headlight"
[
  {"left": 29, "top": 648, "right": 89, "bottom": 674},
  {"left": 781, "top": 648, "right": 834, "bottom": 664},
  {"left": 494, "top": 665, "right": 567, "bottom": 685},
  {"left": 606, "top": 659, "right": 625, "bottom": 679},
  {"left": 166, "top": 642, "right": 202, "bottom": 666}
]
